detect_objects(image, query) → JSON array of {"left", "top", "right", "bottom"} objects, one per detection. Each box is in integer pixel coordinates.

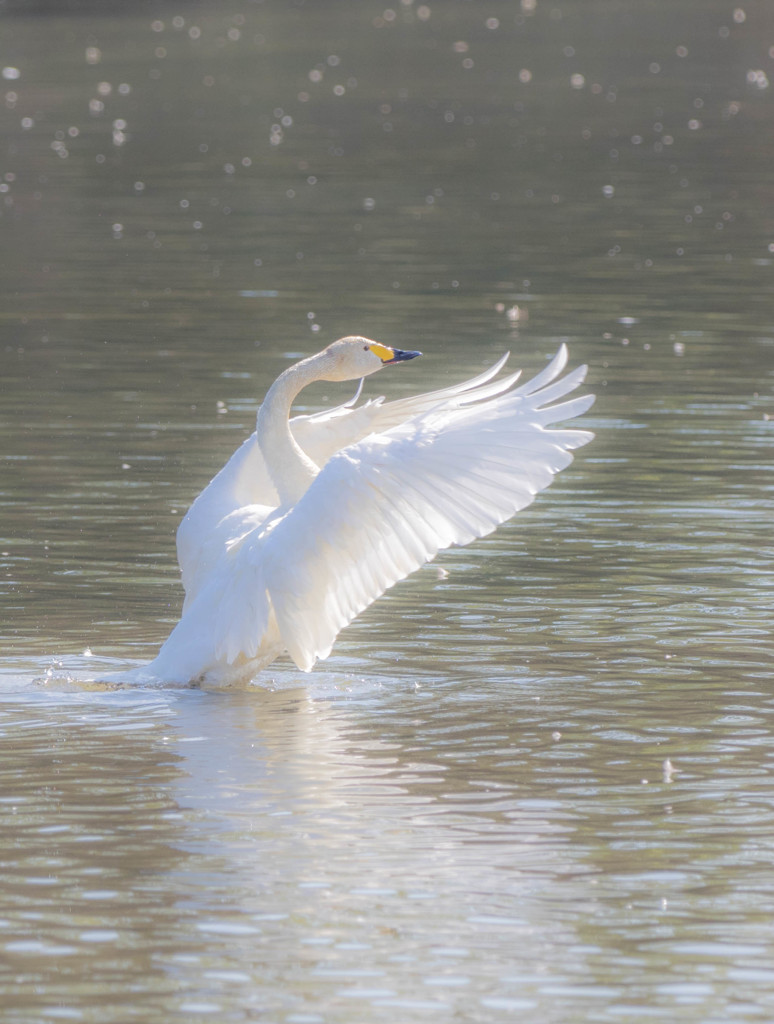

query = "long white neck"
[{"left": 256, "top": 352, "right": 330, "bottom": 507}]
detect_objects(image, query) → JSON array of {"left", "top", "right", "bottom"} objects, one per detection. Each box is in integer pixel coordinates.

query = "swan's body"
[{"left": 135, "top": 337, "right": 594, "bottom": 686}]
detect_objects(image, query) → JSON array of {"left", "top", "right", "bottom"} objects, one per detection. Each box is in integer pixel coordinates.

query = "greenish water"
[{"left": 1, "top": 2, "right": 774, "bottom": 1021}]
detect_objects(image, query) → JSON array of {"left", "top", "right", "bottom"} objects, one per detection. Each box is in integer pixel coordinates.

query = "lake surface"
[{"left": 1, "top": 1, "right": 774, "bottom": 1021}]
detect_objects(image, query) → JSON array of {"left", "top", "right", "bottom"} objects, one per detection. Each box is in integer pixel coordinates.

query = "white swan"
[{"left": 135, "top": 337, "right": 594, "bottom": 686}]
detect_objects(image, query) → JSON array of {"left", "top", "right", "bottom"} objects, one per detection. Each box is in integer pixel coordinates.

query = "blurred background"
[
  {"left": 2, "top": 4, "right": 774, "bottom": 1024},
  {"left": 2, "top": 0, "right": 772, "bottom": 671},
  {"left": 1, "top": 0, "right": 774, "bottom": 667}
]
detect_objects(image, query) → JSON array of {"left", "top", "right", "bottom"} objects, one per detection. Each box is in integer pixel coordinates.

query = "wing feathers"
[
  {"left": 254, "top": 351, "right": 594, "bottom": 669},
  {"left": 184, "top": 346, "right": 594, "bottom": 675},
  {"left": 515, "top": 342, "right": 568, "bottom": 394}
]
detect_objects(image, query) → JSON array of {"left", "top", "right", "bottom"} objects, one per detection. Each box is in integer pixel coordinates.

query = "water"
[{"left": 1, "top": 1, "right": 774, "bottom": 1020}]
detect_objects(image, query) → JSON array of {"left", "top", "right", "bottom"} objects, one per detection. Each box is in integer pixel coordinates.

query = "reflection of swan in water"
[{"left": 114, "top": 337, "right": 594, "bottom": 687}]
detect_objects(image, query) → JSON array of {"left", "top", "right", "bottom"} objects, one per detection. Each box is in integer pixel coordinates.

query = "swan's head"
[{"left": 318, "top": 336, "right": 422, "bottom": 382}]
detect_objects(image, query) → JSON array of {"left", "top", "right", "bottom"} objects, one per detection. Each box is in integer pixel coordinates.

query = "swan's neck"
[{"left": 256, "top": 353, "right": 328, "bottom": 507}]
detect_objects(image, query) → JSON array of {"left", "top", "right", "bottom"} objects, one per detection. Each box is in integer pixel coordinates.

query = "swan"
[{"left": 127, "top": 337, "right": 594, "bottom": 686}]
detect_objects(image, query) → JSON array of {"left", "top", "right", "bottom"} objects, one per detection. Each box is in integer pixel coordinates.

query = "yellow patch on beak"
[{"left": 368, "top": 341, "right": 396, "bottom": 363}]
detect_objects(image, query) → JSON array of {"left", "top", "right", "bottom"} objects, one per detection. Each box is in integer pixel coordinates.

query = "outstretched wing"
[
  {"left": 176, "top": 353, "right": 520, "bottom": 599},
  {"left": 255, "top": 345, "right": 594, "bottom": 671}
]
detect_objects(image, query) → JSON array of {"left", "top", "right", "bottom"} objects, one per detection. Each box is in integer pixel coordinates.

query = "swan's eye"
[{"left": 363, "top": 345, "right": 369, "bottom": 351}]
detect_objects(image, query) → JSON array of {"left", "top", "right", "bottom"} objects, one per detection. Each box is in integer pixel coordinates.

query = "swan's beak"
[{"left": 382, "top": 347, "right": 422, "bottom": 365}]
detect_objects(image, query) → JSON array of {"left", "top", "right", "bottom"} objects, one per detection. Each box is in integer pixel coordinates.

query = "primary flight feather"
[{"left": 138, "top": 337, "right": 594, "bottom": 686}]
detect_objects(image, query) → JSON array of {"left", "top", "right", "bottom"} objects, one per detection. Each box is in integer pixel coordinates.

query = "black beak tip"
[{"left": 387, "top": 348, "right": 422, "bottom": 364}]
